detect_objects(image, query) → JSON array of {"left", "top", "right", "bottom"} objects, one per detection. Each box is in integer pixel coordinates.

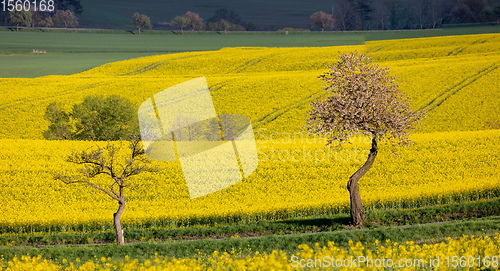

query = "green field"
[{"left": 1, "top": 25, "right": 498, "bottom": 77}]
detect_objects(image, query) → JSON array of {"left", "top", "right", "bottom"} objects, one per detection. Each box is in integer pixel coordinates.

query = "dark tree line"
[
  {"left": 331, "top": 0, "right": 500, "bottom": 30},
  {"left": 3, "top": 0, "right": 499, "bottom": 30},
  {"left": 0, "top": 0, "right": 82, "bottom": 27}
]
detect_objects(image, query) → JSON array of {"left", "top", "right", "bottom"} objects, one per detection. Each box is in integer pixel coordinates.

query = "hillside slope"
[{"left": 0, "top": 33, "right": 499, "bottom": 139}]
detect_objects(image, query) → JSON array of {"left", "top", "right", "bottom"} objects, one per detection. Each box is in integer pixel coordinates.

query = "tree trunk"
[
  {"left": 347, "top": 135, "right": 378, "bottom": 226},
  {"left": 114, "top": 200, "right": 126, "bottom": 245}
]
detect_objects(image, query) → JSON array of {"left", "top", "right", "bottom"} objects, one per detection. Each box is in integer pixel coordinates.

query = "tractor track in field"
[
  {"left": 418, "top": 63, "right": 498, "bottom": 113},
  {"left": 227, "top": 56, "right": 270, "bottom": 74},
  {"left": 120, "top": 54, "right": 203, "bottom": 76},
  {"left": 251, "top": 90, "right": 324, "bottom": 130},
  {"left": 0, "top": 81, "right": 115, "bottom": 112}
]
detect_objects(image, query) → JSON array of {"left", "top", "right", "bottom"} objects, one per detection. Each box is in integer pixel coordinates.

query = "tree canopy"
[
  {"left": 310, "top": 11, "right": 334, "bottom": 31},
  {"left": 44, "top": 95, "right": 138, "bottom": 141},
  {"left": 131, "top": 13, "right": 152, "bottom": 34},
  {"left": 306, "top": 51, "right": 425, "bottom": 226},
  {"left": 171, "top": 15, "right": 191, "bottom": 34},
  {"left": 8, "top": 10, "right": 31, "bottom": 31},
  {"left": 184, "top": 11, "right": 203, "bottom": 31},
  {"left": 53, "top": 10, "right": 79, "bottom": 28},
  {"left": 307, "top": 51, "right": 424, "bottom": 147}
]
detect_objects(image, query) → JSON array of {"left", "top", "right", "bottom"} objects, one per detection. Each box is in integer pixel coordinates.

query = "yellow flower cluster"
[
  {"left": 2, "top": 234, "right": 499, "bottom": 270},
  {"left": 0, "top": 129, "right": 498, "bottom": 233}
]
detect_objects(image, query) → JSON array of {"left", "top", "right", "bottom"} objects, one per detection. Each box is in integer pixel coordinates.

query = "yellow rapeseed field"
[
  {"left": 0, "top": 33, "right": 499, "bottom": 233},
  {"left": 0, "top": 34, "right": 499, "bottom": 139},
  {"left": 0, "top": 129, "right": 498, "bottom": 232}
]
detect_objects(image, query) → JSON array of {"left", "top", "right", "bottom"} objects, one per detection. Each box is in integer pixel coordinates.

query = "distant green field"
[
  {"left": 0, "top": 30, "right": 365, "bottom": 77},
  {"left": 0, "top": 25, "right": 498, "bottom": 77}
]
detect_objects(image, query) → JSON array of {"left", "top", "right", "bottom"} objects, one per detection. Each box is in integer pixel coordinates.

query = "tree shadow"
[{"left": 276, "top": 216, "right": 351, "bottom": 228}]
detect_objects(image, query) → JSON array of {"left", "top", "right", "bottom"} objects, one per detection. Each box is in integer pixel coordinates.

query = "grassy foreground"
[{"left": 0, "top": 198, "right": 499, "bottom": 265}]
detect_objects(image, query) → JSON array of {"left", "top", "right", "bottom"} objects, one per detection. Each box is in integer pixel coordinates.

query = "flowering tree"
[
  {"left": 306, "top": 51, "right": 425, "bottom": 226},
  {"left": 184, "top": 11, "right": 204, "bottom": 31},
  {"left": 310, "top": 11, "right": 334, "bottom": 31}
]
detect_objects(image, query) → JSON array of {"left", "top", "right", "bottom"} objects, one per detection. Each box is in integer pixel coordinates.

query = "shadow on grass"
[{"left": 276, "top": 216, "right": 351, "bottom": 230}]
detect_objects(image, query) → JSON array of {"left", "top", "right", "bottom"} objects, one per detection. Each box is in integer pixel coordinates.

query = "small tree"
[
  {"left": 184, "top": 11, "right": 203, "bottom": 31},
  {"left": 54, "top": 135, "right": 160, "bottom": 245},
  {"left": 8, "top": 10, "right": 32, "bottom": 31},
  {"left": 72, "top": 95, "right": 137, "bottom": 141},
  {"left": 171, "top": 15, "right": 191, "bottom": 34},
  {"left": 131, "top": 13, "right": 152, "bottom": 34},
  {"left": 39, "top": 16, "right": 54, "bottom": 30},
  {"left": 494, "top": 5, "right": 500, "bottom": 25},
  {"left": 306, "top": 51, "right": 425, "bottom": 226},
  {"left": 44, "top": 102, "right": 72, "bottom": 140},
  {"left": 31, "top": 11, "right": 42, "bottom": 27},
  {"left": 43, "top": 95, "right": 138, "bottom": 141},
  {"left": 246, "top": 22, "right": 257, "bottom": 31},
  {"left": 221, "top": 19, "right": 231, "bottom": 34},
  {"left": 207, "top": 8, "right": 241, "bottom": 25},
  {"left": 310, "top": 11, "right": 334, "bottom": 31},
  {"left": 53, "top": 10, "right": 78, "bottom": 28}
]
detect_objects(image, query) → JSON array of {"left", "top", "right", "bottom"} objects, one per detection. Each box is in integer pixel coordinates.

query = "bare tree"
[
  {"left": 429, "top": 0, "right": 445, "bottom": 28},
  {"left": 39, "top": 16, "right": 54, "bottom": 30},
  {"left": 495, "top": 5, "right": 500, "bottom": 25},
  {"left": 352, "top": 0, "right": 372, "bottom": 30},
  {"left": 310, "top": 11, "right": 334, "bottom": 31},
  {"left": 184, "top": 11, "right": 203, "bottom": 31},
  {"left": 334, "top": 0, "right": 358, "bottom": 30},
  {"left": 306, "top": 52, "right": 425, "bottom": 226},
  {"left": 53, "top": 10, "right": 78, "bottom": 28},
  {"left": 54, "top": 135, "right": 160, "bottom": 245},
  {"left": 413, "top": 0, "right": 430, "bottom": 29},
  {"left": 221, "top": 19, "right": 231, "bottom": 34}
]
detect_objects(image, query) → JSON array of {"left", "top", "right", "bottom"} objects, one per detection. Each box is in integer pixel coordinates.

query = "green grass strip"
[{"left": 0, "top": 217, "right": 498, "bottom": 265}]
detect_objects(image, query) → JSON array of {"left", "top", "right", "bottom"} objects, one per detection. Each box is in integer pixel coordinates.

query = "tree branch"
[{"left": 54, "top": 173, "right": 120, "bottom": 201}]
